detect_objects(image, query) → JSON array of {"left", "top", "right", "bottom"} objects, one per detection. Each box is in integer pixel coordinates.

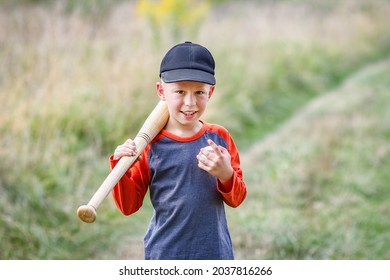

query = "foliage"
[{"left": 136, "top": 0, "right": 210, "bottom": 47}]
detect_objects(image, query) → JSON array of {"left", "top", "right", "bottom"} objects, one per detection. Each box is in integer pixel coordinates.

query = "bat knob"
[{"left": 77, "top": 205, "right": 97, "bottom": 223}]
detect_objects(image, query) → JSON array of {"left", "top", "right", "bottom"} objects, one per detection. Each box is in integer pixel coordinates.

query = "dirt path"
[{"left": 241, "top": 59, "right": 390, "bottom": 168}]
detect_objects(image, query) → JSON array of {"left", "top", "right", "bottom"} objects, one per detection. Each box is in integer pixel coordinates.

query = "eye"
[
  {"left": 195, "top": 91, "right": 205, "bottom": 95},
  {"left": 176, "top": 90, "right": 185, "bottom": 95}
]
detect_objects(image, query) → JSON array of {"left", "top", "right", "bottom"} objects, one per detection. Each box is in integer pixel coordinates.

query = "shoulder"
[
  {"left": 202, "top": 121, "right": 231, "bottom": 140},
  {"left": 203, "top": 120, "right": 228, "bottom": 133}
]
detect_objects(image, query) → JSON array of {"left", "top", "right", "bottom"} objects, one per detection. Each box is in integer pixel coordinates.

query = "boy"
[{"left": 110, "top": 41, "right": 247, "bottom": 260}]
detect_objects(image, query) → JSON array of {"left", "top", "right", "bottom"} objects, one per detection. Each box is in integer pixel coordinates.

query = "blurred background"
[{"left": 0, "top": 0, "right": 389, "bottom": 259}]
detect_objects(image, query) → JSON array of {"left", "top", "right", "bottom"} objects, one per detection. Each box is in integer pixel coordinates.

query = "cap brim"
[{"left": 161, "top": 69, "right": 216, "bottom": 85}]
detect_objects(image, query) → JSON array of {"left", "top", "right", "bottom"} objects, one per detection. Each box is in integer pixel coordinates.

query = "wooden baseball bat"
[{"left": 77, "top": 100, "right": 169, "bottom": 223}]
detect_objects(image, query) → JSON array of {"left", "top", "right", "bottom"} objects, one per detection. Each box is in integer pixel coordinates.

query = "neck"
[{"left": 165, "top": 120, "right": 203, "bottom": 137}]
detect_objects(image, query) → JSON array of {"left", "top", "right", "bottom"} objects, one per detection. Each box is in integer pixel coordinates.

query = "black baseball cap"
[{"left": 159, "top": 41, "right": 216, "bottom": 85}]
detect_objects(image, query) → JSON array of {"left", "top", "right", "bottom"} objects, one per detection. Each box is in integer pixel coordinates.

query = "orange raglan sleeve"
[
  {"left": 216, "top": 131, "right": 247, "bottom": 208},
  {"left": 110, "top": 147, "right": 151, "bottom": 216}
]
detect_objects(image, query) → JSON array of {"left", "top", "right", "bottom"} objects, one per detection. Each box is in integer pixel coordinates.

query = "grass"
[
  {"left": 232, "top": 60, "right": 390, "bottom": 259},
  {"left": 0, "top": 0, "right": 390, "bottom": 259}
]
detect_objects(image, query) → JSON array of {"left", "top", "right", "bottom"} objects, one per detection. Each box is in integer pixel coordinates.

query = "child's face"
[{"left": 157, "top": 80, "right": 215, "bottom": 131}]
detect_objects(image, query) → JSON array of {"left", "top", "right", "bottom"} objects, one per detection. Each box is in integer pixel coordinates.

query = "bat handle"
[
  {"left": 77, "top": 100, "right": 169, "bottom": 223},
  {"left": 77, "top": 141, "right": 146, "bottom": 223}
]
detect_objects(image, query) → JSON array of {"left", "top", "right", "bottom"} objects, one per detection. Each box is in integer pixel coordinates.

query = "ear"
[
  {"left": 156, "top": 81, "right": 166, "bottom": 100},
  {"left": 207, "top": 85, "right": 215, "bottom": 100}
]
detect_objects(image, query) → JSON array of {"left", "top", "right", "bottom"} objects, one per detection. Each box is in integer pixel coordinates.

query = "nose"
[{"left": 184, "top": 93, "right": 195, "bottom": 106}]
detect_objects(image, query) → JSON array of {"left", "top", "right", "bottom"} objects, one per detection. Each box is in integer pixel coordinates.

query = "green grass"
[
  {"left": 0, "top": 0, "right": 390, "bottom": 259},
  {"left": 231, "top": 61, "right": 390, "bottom": 259}
]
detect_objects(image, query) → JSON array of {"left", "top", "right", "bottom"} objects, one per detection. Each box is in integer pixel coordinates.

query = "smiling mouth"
[{"left": 182, "top": 111, "right": 197, "bottom": 116}]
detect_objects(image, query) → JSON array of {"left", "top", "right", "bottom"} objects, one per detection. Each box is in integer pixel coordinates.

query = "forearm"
[
  {"left": 110, "top": 155, "right": 149, "bottom": 215},
  {"left": 217, "top": 169, "right": 247, "bottom": 208}
]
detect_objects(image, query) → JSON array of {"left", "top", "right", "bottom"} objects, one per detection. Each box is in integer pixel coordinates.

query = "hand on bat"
[
  {"left": 196, "top": 139, "right": 234, "bottom": 184},
  {"left": 113, "top": 139, "right": 138, "bottom": 160}
]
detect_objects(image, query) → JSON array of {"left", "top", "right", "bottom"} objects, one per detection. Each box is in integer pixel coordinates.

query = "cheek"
[
  {"left": 197, "top": 97, "right": 209, "bottom": 109},
  {"left": 166, "top": 97, "right": 183, "bottom": 111}
]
